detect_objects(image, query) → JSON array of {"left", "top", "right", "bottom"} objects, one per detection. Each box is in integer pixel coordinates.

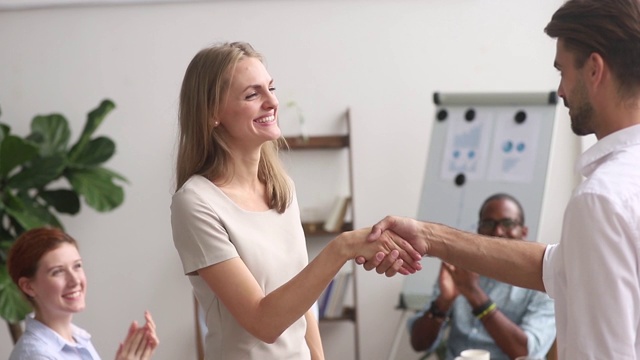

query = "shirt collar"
[
  {"left": 578, "top": 124, "right": 640, "bottom": 178},
  {"left": 25, "top": 315, "right": 93, "bottom": 352}
]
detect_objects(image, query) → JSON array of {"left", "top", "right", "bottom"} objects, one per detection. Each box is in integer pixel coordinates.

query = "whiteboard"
[{"left": 399, "top": 91, "right": 558, "bottom": 311}]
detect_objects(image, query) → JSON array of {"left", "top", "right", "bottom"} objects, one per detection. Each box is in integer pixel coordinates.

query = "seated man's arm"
[
  {"left": 409, "top": 263, "right": 456, "bottom": 352},
  {"left": 476, "top": 301, "right": 529, "bottom": 358},
  {"left": 516, "top": 291, "right": 556, "bottom": 358},
  {"left": 449, "top": 264, "right": 530, "bottom": 358},
  {"left": 409, "top": 297, "right": 451, "bottom": 352}
]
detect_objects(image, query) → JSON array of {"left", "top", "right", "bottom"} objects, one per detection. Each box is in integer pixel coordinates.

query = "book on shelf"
[
  {"left": 318, "top": 279, "right": 334, "bottom": 319},
  {"left": 323, "top": 196, "right": 351, "bottom": 233},
  {"left": 319, "top": 272, "right": 352, "bottom": 319}
]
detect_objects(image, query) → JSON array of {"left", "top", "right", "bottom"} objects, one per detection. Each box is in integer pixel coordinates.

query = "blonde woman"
[{"left": 171, "top": 42, "right": 421, "bottom": 359}]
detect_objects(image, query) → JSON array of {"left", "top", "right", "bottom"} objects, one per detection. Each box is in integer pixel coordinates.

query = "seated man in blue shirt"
[{"left": 407, "top": 193, "right": 556, "bottom": 360}]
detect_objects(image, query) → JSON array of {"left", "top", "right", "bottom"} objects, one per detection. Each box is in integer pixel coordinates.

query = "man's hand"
[
  {"left": 368, "top": 216, "right": 429, "bottom": 255},
  {"left": 442, "top": 262, "right": 480, "bottom": 300},
  {"left": 355, "top": 216, "right": 428, "bottom": 276},
  {"left": 438, "top": 262, "right": 459, "bottom": 301}
]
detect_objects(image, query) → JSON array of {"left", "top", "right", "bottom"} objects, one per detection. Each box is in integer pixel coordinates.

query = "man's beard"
[{"left": 568, "top": 79, "right": 596, "bottom": 136}]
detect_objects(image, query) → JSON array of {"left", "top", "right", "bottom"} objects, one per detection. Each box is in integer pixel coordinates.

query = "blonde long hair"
[{"left": 176, "top": 42, "right": 291, "bottom": 213}]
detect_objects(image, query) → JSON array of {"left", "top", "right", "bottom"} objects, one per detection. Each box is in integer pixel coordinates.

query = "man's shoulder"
[{"left": 579, "top": 146, "right": 640, "bottom": 200}]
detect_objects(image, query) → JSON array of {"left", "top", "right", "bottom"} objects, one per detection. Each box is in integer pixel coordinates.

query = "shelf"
[
  {"left": 302, "top": 221, "right": 354, "bottom": 236},
  {"left": 320, "top": 307, "right": 356, "bottom": 322},
  {"left": 285, "top": 109, "right": 359, "bottom": 359},
  {"left": 284, "top": 135, "right": 349, "bottom": 149}
]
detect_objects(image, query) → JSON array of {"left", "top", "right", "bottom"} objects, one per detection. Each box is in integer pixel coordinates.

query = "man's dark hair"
[
  {"left": 545, "top": 0, "right": 640, "bottom": 98},
  {"left": 479, "top": 193, "right": 525, "bottom": 225}
]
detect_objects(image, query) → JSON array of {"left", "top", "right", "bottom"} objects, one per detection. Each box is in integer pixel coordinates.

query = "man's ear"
[
  {"left": 521, "top": 225, "right": 529, "bottom": 239},
  {"left": 586, "top": 52, "right": 606, "bottom": 87},
  {"left": 18, "top": 277, "right": 35, "bottom": 298}
]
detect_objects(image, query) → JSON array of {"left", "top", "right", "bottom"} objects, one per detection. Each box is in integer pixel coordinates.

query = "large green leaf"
[
  {"left": 0, "top": 239, "right": 12, "bottom": 265},
  {"left": 0, "top": 123, "right": 9, "bottom": 143},
  {"left": 0, "top": 225, "right": 13, "bottom": 243},
  {"left": 6, "top": 154, "right": 66, "bottom": 190},
  {"left": 28, "top": 114, "right": 71, "bottom": 157},
  {"left": 0, "top": 266, "right": 32, "bottom": 323},
  {"left": 15, "top": 193, "right": 63, "bottom": 230},
  {"left": 69, "top": 136, "right": 115, "bottom": 167},
  {"left": 66, "top": 167, "right": 124, "bottom": 212},
  {"left": 68, "top": 100, "right": 115, "bottom": 162},
  {"left": 39, "top": 189, "right": 80, "bottom": 215},
  {"left": 0, "top": 227, "right": 13, "bottom": 264},
  {"left": 2, "top": 191, "right": 50, "bottom": 230},
  {"left": 93, "top": 166, "right": 128, "bottom": 183},
  {"left": 0, "top": 136, "right": 38, "bottom": 179}
]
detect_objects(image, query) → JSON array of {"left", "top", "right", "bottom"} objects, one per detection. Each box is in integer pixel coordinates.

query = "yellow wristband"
[{"left": 476, "top": 302, "right": 497, "bottom": 320}]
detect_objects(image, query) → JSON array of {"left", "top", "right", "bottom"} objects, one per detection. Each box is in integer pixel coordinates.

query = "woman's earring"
[{"left": 213, "top": 121, "right": 219, "bottom": 127}]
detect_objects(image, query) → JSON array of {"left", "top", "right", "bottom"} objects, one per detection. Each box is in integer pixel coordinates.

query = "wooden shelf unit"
[
  {"left": 301, "top": 221, "right": 354, "bottom": 236},
  {"left": 283, "top": 108, "right": 360, "bottom": 360},
  {"left": 284, "top": 135, "right": 349, "bottom": 149},
  {"left": 320, "top": 306, "right": 356, "bottom": 322}
]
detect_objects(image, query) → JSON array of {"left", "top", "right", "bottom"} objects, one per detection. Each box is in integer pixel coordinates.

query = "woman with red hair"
[{"left": 7, "top": 227, "right": 159, "bottom": 360}]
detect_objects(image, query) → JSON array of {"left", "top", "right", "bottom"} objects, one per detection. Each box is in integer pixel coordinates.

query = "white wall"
[{"left": 0, "top": 1, "right": 579, "bottom": 359}]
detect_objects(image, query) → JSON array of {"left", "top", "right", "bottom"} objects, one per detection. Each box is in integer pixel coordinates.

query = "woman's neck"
[
  {"left": 35, "top": 311, "right": 75, "bottom": 343},
  {"left": 214, "top": 147, "right": 261, "bottom": 186}
]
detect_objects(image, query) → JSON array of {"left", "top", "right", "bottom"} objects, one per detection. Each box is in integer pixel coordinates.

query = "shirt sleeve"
[
  {"left": 170, "top": 185, "right": 239, "bottom": 275},
  {"left": 520, "top": 290, "right": 556, "bottom": 358},
  {"left": 541, "top": 243, "right": 557, "bottom": 298}
]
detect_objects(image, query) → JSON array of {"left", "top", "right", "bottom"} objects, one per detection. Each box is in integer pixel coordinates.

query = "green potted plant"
[{"left": 0, "top": 99, "right": 127, "bottom": 343}]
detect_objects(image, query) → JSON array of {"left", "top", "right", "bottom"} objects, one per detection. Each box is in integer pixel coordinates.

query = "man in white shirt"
[{"left": 362, "top": 0, "right": 640, "bottom": 358}]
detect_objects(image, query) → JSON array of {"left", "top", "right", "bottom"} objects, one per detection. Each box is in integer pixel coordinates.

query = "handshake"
[
  {"left": 346, "top": 216, "right": 430, "bottom": 277},
  {"left": 351, "top": 213, "right": 546, "bottom": 293}
]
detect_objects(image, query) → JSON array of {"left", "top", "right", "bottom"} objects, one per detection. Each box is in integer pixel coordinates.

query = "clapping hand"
[
  {"left": 438, "top": 262, "right": 459, "bottom": 301},
  {"left": 442, "top": 262, "right": 480, "bottom": 298},
  {"left": 115, "top": 311, "right": 159, "bottom": 360}
]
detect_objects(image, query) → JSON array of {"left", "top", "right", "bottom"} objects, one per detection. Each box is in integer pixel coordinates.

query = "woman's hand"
[
  {"left": 342, "top": 227, "right": 422, "bottom": 276},
  {"left": 115, "top": 311, "right": 159, "bottom": 360}
]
